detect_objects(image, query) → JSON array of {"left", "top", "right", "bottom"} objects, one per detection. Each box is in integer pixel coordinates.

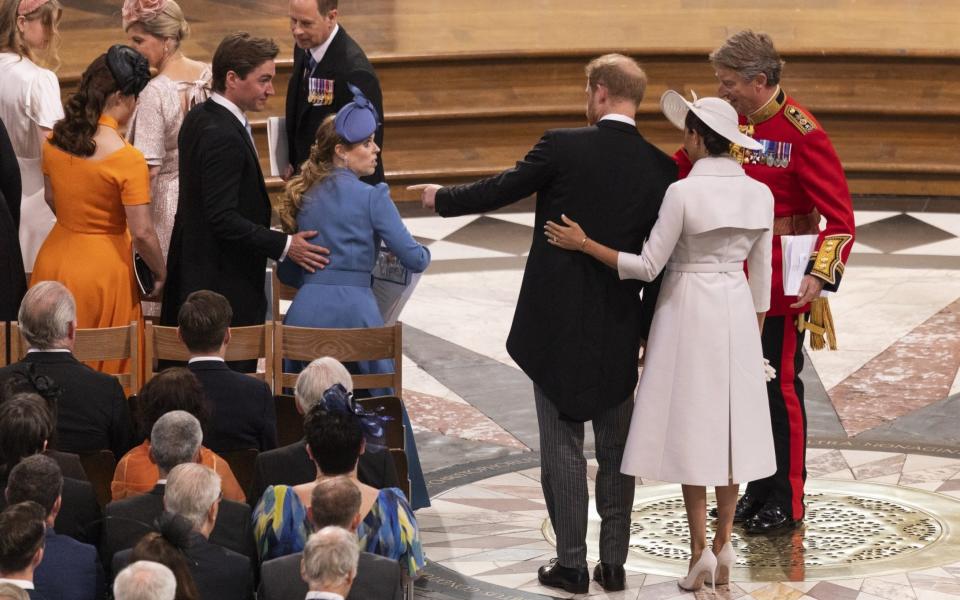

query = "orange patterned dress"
[{"left": 32, "top": 115, "right": 148, "bottom": 377}]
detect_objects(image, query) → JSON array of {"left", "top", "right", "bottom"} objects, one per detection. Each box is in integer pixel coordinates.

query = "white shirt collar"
[
  {"left": 309, "top": 24, "right": 340, "bottom": 65},
  {"left": 26, "top": 348, "right": 71, "bottom": 353},
  {"left": 0, "top": 578, "right": 34, "bottom": 590},
  {"left": 599, "top": 113, "right": 637, "bottom": 127},
  {"left": 305, "top": 593, "right": 344, "bottom": 600},
  {"left": 187, "top": 356, "right": 226, "bottom": 364},
  {"left": 211, "top": 92, "right": 247, "bottom": 127}
]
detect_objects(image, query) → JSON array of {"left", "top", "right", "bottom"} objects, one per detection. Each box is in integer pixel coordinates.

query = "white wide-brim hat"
[{"left": 660, "top": 89, "right": 763, "bottom": 151}]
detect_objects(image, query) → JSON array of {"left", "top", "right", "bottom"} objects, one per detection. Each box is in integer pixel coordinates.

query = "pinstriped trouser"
[{"left": 534, "top": 384, "right": 635, "bottom": 569}]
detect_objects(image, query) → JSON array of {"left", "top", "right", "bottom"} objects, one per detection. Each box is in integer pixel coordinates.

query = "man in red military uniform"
[{"left": 677, "top": 31, "right": 855, "bottom": 534}]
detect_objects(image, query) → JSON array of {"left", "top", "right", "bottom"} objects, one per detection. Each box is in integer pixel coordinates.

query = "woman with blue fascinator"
[
  {"left": 252, "top": 383, "right": 425, "bottom": 578},
  {"left": 277, "top": 87, "right": 431, "bottom": 510}
]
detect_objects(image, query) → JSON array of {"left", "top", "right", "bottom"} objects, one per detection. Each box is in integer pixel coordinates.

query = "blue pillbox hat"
[{"left": 334, "top": 84, "right": 380, "bottom": 143}]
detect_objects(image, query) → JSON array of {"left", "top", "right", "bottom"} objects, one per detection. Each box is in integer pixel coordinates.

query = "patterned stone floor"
[{"left": 389, "top": 197, "right": 960, "bottom": 598}]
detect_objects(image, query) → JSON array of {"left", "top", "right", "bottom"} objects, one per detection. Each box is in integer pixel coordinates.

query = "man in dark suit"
[
  {"left": 112, "top": 465, "right": 253, "bottom": 600},
  {"left": 248, "top": 359, "right": 398, "bottom": 505},
  {"left": 286, "top": 0, "right": 384, "bottom": 183},
  {"left": 161, "top": 32, "right": 329, "bottom": 367},
  {"left": 0, "top": 502, "right": 48, "bottom": 599},
  {"left": 177, "top": 290, "right": 277, "bottom": 452},
  {"left": 6, "top": 456, "right": 104, "bottom": 600},
  {"left": 259, "top": 477, "right": 401, "bottom": 600},
  {"left": 101, "top": 412, "right": 255, "bottom": 570},
  {"left": 0, "top": 395, "right": 101, "bottom": 546},
  {"left": 0, "top": 282, "right": 133, "bottom": 458},
  {"left": 410, "top": 54, "right": 677, "bottom": 593}
]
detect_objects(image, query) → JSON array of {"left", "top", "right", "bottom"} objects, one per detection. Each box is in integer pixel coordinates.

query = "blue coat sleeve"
[{"left": 369, "top": 184, "right": 431, "bottom": 272}]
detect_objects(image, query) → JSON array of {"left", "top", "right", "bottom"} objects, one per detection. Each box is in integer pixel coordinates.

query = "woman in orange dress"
[{"left": 32, "top": 45, "right": 165, "bottom": 376}]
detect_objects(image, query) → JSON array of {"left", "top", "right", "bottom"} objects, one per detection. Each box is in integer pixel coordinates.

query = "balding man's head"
[
  {"left": 18, "top": 282, "right": 76, "bottom": 350},
  {"left": 310, "top": 476, "right": 361, "bottom": 530},
  {"left": 585, "top": 53, "right": 647, "bottom": 105}
]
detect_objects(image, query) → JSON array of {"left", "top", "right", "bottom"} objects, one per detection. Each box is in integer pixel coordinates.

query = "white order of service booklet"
[{"left": 266, "top": 116, "right": 290, "bottom": 177}]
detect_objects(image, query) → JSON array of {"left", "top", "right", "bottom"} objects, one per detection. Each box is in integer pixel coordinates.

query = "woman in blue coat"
[{"left": 278, "top": 87, "right": 431, "bottom": 509}]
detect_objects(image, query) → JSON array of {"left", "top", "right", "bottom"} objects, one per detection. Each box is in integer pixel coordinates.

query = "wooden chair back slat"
[
  {"left": 271, "top": 268, "right": 298, "bottom": 321},
  {"left": 79, "top": 450, "right": 116, "bottom": 508},
  {"left": 1, "top": 322, "right": 7, "bottom": 367},
  {"left": 273, "top": 323, "right": 402, "bottom": 395},
  {"left": 12, "top": 321, "right": 139, "bottom": 393},
  {"left": 275, "top": 394, "right": 303, "bottom": 447}
]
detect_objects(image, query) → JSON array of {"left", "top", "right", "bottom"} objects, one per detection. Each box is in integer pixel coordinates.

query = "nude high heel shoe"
[
  {"left": 677, "top": 548, "right": 717, "bottom": 592},
  {"left": 708, "top": 542, "right": 735, "bottom": 586}
]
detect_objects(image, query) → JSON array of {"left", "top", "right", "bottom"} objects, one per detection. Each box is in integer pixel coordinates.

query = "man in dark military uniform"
[{"left": 676, "top": 30, "right": 855, "bottom": 534}]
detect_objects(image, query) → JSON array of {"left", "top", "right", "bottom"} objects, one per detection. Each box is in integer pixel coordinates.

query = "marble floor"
[{"left": 390, "top": 197, "right": 960, "bottom": 599}]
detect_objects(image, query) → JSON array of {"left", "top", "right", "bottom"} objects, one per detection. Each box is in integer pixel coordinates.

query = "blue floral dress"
[{"left": 252, "top": 484, "right": 425, "bottom": 577}]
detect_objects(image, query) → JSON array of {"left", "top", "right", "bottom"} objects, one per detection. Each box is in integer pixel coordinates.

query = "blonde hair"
[
  {"left": 585, "top": 53, "right": 647, "bottom": 105},
  {"left": 0, "top": 0, "right": 62, "bottom": 70},
  {"left": 124, "top": 0, "right": 190, "bottom": 47},
  {"left": 280, "top": 115, "right": 356, "bottom": 233}
]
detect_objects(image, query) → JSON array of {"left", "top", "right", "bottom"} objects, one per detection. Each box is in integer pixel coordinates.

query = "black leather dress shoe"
[
  {"left": 593, "top": 562, "right": 626, "bottom": 591},
  {"left": 538, "top": 558, "right": 589, "bottom": 594},
  {"left": 744, "top": 504, "right": 802, "bottom": 534},
  {"left": 708, "top": 492, "right": 764, "bottom": 523}
]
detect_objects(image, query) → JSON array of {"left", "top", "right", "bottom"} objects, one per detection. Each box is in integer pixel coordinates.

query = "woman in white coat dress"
[{"left": 545, "top": 91, "right": 776, "bottom": 592}]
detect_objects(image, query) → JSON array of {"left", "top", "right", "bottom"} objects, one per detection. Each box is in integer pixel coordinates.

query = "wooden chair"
[
  {"left": 1, "top": 322, "right": 7, "bottom": 367},
  {"left": 389, "top": 448, "right": 411, "bottom": 505},
  {"left": 275, "top": 394, "right": 303, "bottom": 447},
  {"left": 78, "top": 450, "right": 117, "bottom": 508},
  {"left": 11, "top": 321, "right": 140, "bottom": 393},
  {"left": 357, "top": 396, "right": 406, "bottom": 451},
  {"left": 219, "top": 448, "right": 259, "bottom": 499},
  {"left": 143, "top": 322, "right": 275, "bottom": 391},
  {"left": 273, "top": 323, "right": 403, "bottom": 394},
  {"left": 271, "top": 267, "right": 298, "bottom": 321}
]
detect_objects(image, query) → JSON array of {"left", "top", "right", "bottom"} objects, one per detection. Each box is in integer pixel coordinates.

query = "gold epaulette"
[
  {"left": 785, "top": 105, "right": 817, "bottom": 135},
  {"left": 798, "top": 297, "right": 837, "bottom": 351},
  {"left": 809, "top": 234, "right": 853, "bottom": 286}
]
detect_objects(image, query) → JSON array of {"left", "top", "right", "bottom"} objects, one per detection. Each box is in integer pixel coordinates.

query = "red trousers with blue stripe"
[{"left": 746, "top": 315, "right": 808, "bottom": 521}]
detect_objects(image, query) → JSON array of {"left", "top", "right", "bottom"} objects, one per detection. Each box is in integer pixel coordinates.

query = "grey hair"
[
  {"left": 300, "top": 526, "right": 358, "bottom": 588},
  {"left": 150, "top": 411, "right": 202, "bottom": 474},
  {"left": 0, "top": 582, "right": 29, "bottom": 600},
  {"left": 709, "top": 30, "right": 784, "bottom": 86},
  {"left": 18, "top": 281, "right": 76, "bottom": 350},
  {"left": 164, "top": 463, "right": 221, "bottom": 530},
  {"left": 294, "top": 357, "right": 353, "bottom": 414},
  {"left": 113, "top": 561, "right": 177, "bottom": 600}
]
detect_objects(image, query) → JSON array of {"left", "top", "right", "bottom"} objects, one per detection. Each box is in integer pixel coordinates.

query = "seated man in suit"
[
  {"left": 112, "top": 464, "right": 253, "bottom": 600},
  {"left": 102, "top": 412, "right": 255, "bottom": 571},
  {"left": 0, "top": 282, "right": 134, "bottom": 458},
  {"left": 5, "top": 456, "right": 104, "bottom": 600},
  {"left": 0, "top": 395, "right": 101, "bottom": 546},
  {"left": 0, "top": 502, "right": 47, "bottom": 599},
  {"left": 112, "top": 561, "right": 176, "bottom": 600},
  {"left": 179, "top": 290, "right": 277, "bottom": 453},
  {"left": 300, "top": 527, "right": 360, "bottom": 600},
  {"left": 258, "top": 476, "right": 401, "bottom": 600},
  {"left": 249, "top": 357, "right": 397, "bottom": 506}
]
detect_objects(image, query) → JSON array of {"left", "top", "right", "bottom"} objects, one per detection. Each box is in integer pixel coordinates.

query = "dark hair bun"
[
  {"left": 155, "top": 511, "right": 194, "bottom": 548},
  {"left": 106, "top": 45, "right": 151, "bottom": 96}
]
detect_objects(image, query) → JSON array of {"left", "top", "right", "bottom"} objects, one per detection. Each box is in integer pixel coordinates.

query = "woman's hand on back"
[{"left": 544, "top": 214, "right": 588, "bottom": 251}]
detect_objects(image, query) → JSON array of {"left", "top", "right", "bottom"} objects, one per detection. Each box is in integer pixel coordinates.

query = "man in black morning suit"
[
  {"left": 411, "top": 55, "right": 677, "bottom": 594},
  {"left": 286, "top": 0, "right": 384, "bottom": 183},
  {"left": 161, "top": 32, "right": 328, "bottom": 368}
]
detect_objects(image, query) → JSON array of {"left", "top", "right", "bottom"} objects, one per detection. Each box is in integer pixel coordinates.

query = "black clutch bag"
[{"left": 133, "top": 250, "right": 154, "bottom": 296}]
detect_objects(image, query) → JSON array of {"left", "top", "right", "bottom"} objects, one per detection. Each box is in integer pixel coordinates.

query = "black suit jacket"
[
  {"left": 0, "top": 353, "right": 134, "bottom": 458},
  {"left": 0, "top": 474, "right": 100, "bottom": 546},
  {"left": 248, "top": 439, "right": 397, "bottom": 507},
  {"left": 436, "top": 119, "right": 677, "bottom": 421},
  {"left": 188, "top": 360, "right": 277, "bottom": 452},
  {"left": 259, "top": 550, "right": 401, "bottom": 600},
  {"left": 113, "top": 529, "right": 253, "bottom": 600},
  {"left": 160, "top": 98, "right": 287, "bottom": 327},
  {"left": 101, "top": 483, "right": 256, "bottom": 572},
  {"left": 0, "top": 116, "right": 25, "bottom": 321},
  {"left": 286, "top": 27, "right": 384, "bottom": 184}
]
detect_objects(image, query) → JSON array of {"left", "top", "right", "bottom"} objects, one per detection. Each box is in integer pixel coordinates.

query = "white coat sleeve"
[
  {"left": 746, "top": 193, "right": 774, "bottom": 312},
  {"left": 617, "top": 185, "right": 683, "bottom": 282}
]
